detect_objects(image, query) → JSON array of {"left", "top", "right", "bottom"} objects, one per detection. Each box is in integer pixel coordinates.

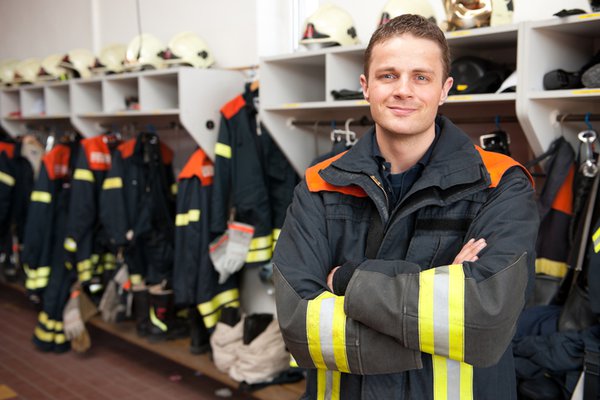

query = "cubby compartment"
[
  {"left": 139, "top": 71, "right": 179, "bottom": 112},
  {"left": 71, "top": 80, "right": 103, "bottom": 115},
  {"left": 103, "top": 76, "right": 139, "bottom": 113},
  {"left": 21, "top": 86, "right": 45, "bottom": 117},
  {"left": 326, "top": 46, "right": 365, "bottom": 102},
  {"left": 1, "top": 88, "right": 21, "bottom": 118},
  {"left": 261, "top": 52, "right": 327, "bottom": 107},
  {"left": 44, "top": 82, "right": 70, "bottom": 116}
]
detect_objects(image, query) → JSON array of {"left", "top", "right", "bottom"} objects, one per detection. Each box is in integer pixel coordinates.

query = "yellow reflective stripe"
[
  {"left": 272, "top": 229, "right": 281, "bottom": 241},
  {"left": 171, "top": 183, "right": 177, "bottom": 195},
  {"left": 535, "top": 258, "right": 568, "bottom": 278},
  {"left": 77, "top": 259, "right": 92, "bottom": 272},
  {"left": 307, "top": 295, "right": 327, "bottom": 370},
  {"left": 74, "top": 168, "right": 94, "bottom": 182},
  {"left": 175, "top": 209, "right": 201, "bottom": 226},
  {"left": 34, "top": 326, "right": 54, "bottom": 343},
  {"left": 198, "top": 289, "right": 240, "bottom": 316},
  {"left": 215, "top": 142, "right": 232, "bottom": 159},
  {"left": 64, "top": 237, "right": 77, "bottom": 252},
  {"left": 593, "top": 228, "right": 600, "bottom": 253},
  {"left": 246, "top": 248, "right": 272, "bottom": 263},
  {"left": 332, "top": 296, "right": 349, "bottom": 373},
  {"left": 331, "top": 371, "right": 341, "bottom": 400},
  {"left": 290, "top": 354, "right": 299, "bottom": 368},
  {"left": 0, "top": 171, "right": 15, "bottom": 186},
  {"left": 79, "top": 271, "right": 92, "bottom": 282},
  {"left": 54, "top": 333, "right": 66, "bottom": 344},
  {"left": 317, "top": 369, "right": 326, "bottom": 400},
  {"left": 130, "top": 274, "right": 143, "bottom": 285},
  {"left": 150, "top": 307, "right": 167, "bottom": 332},
  {"left": 460, "top": 361, "right": 474, "bottom": 400},
  {"left": 419, "top": 268, "right": 435, "bottom": 354},
  {"left": 433, "top": 356, "right": 448, "bottom": 400},
  {"left": 203, "top": 311, "right": 220, "bottom": 329},
  {"left": 31, "top": 191, "right": 52, "bottom": 203},
  {"left": 37, "top": 266, "right": 51, "bottom": 277},
  {"left": 448, "top": 264, "right": 464, "bottom": 361},
  {"left": 102, "top": 177, "right": 123, "bottom": 189},
  {"left": 250, "top": 235, "right": 272, "bottom": 250},
  {"left": 39, "top": 312, "right": 56, "bottom": 330}
]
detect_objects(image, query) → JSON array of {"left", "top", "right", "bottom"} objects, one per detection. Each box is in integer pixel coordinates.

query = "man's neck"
[{"left": 375, "top": 125, "right": 436, "bottom": 174}]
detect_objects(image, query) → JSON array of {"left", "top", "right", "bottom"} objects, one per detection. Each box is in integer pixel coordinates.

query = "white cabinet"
[
  {"left": 517, "top": 13, "right": 600, "bottom": 155},
  {"left": 261, "top": 14, "right": 600, "bottom": 175},
  {"left": 0, "top": 67, "right": 245, "bottom": 160}
]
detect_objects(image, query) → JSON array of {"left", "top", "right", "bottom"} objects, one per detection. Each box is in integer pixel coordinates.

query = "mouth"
[{"left": 387, "top": 105, "right": 417, "bottom": 116}]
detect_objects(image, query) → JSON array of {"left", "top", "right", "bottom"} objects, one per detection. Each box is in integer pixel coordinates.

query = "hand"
[
  {"left": 452, "top": 238, "right": 487, "bottom": 264},
  {"left": 327, "top": 266, "right": 340, "bottom": 291}
]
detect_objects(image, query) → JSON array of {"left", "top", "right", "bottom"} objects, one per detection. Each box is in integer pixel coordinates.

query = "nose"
[{"left": 392, "top": 76, "right": 412, "bottom": 98}]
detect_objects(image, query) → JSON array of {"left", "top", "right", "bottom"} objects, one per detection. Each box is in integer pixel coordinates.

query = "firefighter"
[{"left": 273, "top": 15, "right": 539, "bottom": 399}]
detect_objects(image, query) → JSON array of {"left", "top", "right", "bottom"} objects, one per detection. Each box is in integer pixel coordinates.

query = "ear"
[
  {"left": 439, "top": 76, "right": 453, "bottom": 105},
  {"left": 360, "top": 74, "right": 369, "bottom": 102}
]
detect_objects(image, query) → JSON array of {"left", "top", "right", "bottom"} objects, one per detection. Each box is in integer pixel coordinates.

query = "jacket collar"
[{"left": 322, "top": 115, "right": 490, "bottom": 193}]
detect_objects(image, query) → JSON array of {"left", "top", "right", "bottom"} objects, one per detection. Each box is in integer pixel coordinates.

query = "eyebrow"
[{"left": 373, "top": 66, "right": 436, "bottom": 75}]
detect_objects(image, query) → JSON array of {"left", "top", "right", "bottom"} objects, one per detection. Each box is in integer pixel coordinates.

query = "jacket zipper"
[{"left": 369, "top": 175, "right": 389, "bottom": 211}]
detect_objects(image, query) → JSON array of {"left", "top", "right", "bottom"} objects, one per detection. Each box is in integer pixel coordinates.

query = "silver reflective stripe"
[
  {"left": 433, "top": 265, "right": 451, "bottom": 357},
  {"left": 447, "top": 360, "right": 461, "bottom": 400},
  {"left": 319, "top": 296, "right": 336, "bottom": 370}
]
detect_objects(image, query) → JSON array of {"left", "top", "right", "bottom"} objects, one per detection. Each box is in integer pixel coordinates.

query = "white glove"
[
  {"left": 63, "top": 293, "right": 85, "bottom": 340},
  {"left": 210, "top": 222, "right": 255, "bottom": 284},
  {"left": 98, "top": 263, "right": 129, "bottom": 323}
]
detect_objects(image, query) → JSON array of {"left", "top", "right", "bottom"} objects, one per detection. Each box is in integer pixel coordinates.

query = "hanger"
[
  {"left": 577, "top": 112, "right": 598, "bottom": 178},
  {"left": 330, "top": 118, "right": 357, "bottom": 147}
]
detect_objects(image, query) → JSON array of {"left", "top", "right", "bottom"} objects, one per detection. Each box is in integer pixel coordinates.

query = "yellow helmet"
[
  {"left": 13, "top": 58, "right": 42, "bottom": 85},
  {"left": 38, "top": 54, "right": 68, "bottom": 81},
  {"left": 124, "top": 33, "right": 166, "bottom": 71},
  {"left": 379, "top": 0, "right": 440, "bottom": 27},
  {"left": 445, "top": 0, "right": 492, "bottom": 30},
  {"left": 0, "top": 59, "right": 19, "bottom": 86},
  {"left": 60, "top": 48, "right": 96, "bottom": 78},
  {"left": 91, "top": 43, "right": 127, "bottom": 75},
  {"left": 162, "top": 31, "right": 215, "bottom": 68},
  {"left": 300, "top": 3, "right": 360, "bottom": 49}
]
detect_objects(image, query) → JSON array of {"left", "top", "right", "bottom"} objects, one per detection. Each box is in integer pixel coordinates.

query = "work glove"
[
  {"left": 210, "top": 222, "right": 255, "bottom": 284},
  {"left": 98, "top": 263, "right": 129, "bottom": 323},
  {"left": 63, "top": 286, "right": 92, "bottom": 353}
]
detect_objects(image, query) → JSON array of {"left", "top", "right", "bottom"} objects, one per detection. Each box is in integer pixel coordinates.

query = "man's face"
[{"left": 360, "top": 34, "right": 453, "bottom": 139}]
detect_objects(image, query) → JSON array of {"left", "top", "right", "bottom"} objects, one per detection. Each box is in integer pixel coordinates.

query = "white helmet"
[
  {"left": 496, "top": 70, "right": 517, "bottom": 93},
  {"left": 13, "top": 58, "right": 42, "bottom": 85},
  {"left": 379, "top": 0, "right": 439, "bottom": 26},
  {"left": 124, "top": 33, "right": 166, "bottom": 71},
  {"left": 162, "top": 31, "right": 215, "bottom": 68},
  {"left": 60, "top": 48, "right": 95, "bottom": 78},
  {"left": 445, "top": 0, "right": 492, "bottom": 30},
  {"left": 300, "top": 3, "right": 360, "bottom": 49},
  {"left": 0, "top": 59, "right": 19, "bottom": 86},
  {"left": 38, "top": 54, "right": 68, "bottom": 81},
  {"left": 90, "top": 43, "right": 127, "bottom": 75}
]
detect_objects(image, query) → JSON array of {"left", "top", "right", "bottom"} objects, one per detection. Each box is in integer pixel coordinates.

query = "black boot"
[
  {"left": 147, "top": 288, "right": 189, "bottom": 342},
  {"left": 132, "top": 287, "right": 150, "bottom": 337},
  {"left": 189, "top": 307, "right": 211, "bottom": 354},
  {"left": 243, "top": 313, "right": 273, "bottom": 345}
]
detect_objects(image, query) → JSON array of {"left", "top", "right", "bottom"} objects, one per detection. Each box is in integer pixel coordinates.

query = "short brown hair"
[{"left": 363, "top": 14, "right": 450, "bottom": 82}]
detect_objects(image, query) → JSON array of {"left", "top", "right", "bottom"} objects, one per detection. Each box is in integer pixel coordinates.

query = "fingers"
[
  {"left": 453, "top": 238, "right": 487, "bottom": 264},
  {"left": 327, "top": 266, "right": 340, "bottom": 291}
]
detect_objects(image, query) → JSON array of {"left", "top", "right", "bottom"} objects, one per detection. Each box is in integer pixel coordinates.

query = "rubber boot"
[
  {"left": 189, "top": 307, "right": 211, "bottom": 354},
  {"left": 132, "top": 287, "right": 150, "bottom": 337},
  {"left": 147, "top": 288, "right": 173, "bottom": 342},
  {"left": 243, "top": 313, "right": 273, "bottom": 345}
]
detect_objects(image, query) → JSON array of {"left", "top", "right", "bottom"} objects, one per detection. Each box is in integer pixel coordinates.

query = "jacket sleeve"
[
  {"left": 210, "top": 116, "right": 233, "bottom": 236},
  {"left": 343, "top": 167, "right": 539, "bottom": 368},
  {"left": 0, "top": 153, "right": 14, "bottom": 228},
  {"left": 99, "top": 149, "right": 129, "bottom": 247},
  {"left": 65, "top": 147, "right": 96, "bottom": 245},
  {"left": 22, "top": 165, "right": 54, "bottom": 293},
  {"left": 272, "top": 180, "right": 423, "bottom": 375}
]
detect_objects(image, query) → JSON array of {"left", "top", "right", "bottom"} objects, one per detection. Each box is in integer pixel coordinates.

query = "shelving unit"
[
  {"left": 517, "top": 13, "right": 600, "bottom": 155},
  {"left": 261, "top": 15, "right": 600, "bottom": 175},
  {"left": 0, "top": 67, "right": 246, "bottom": 160}
]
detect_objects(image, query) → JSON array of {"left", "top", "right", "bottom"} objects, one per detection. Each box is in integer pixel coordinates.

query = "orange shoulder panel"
[
  {"left": 160, "top": 142, "right": 174, "bottom": 165},
  {"left": 43, "top": 144, "right": 71, "bottom": 180},
  {"left": 552, "top": 164, "right": 574, "bottom": 215},
  {"left": 117, "top": 139, "right": 136, "bottom": 159},
  {"left": 305, "top": 151, "right": 367, "bottom": 197},
  {"left": 0, "top": 142, "right": 15, "bottom": 158},
  {"left": 221, "top": 95, "right": 246, "bottom": 120},
  {"left": 475, "top": 145, "right": 534, "bottom": 188},
  {"left": 178, "top": 148, "right": 214, "bottom": 186},
  {"left": 81, "top": 136, "right": 111, "bottom": 171}
]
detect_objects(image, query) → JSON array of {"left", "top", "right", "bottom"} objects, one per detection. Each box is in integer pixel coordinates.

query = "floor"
[{"left": 0, "top": 285, "right": 256, "bottom": 400}]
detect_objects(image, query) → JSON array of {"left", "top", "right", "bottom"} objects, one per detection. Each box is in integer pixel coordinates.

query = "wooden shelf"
[{"left": 0, "top": 281, "right": 304, "bottom": 400}]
